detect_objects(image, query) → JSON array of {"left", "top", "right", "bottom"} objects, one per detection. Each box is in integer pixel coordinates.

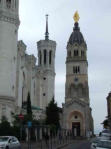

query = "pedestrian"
[
  {"left": 59, "top": 132, "right": 62, "bottom": 144},
  {"left": 45, "top": 132, "right": 49, "bottom": 146}
]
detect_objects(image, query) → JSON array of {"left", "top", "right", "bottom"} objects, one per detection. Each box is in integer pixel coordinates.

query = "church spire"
[{"left": 45, "top": 14, "right": 49, "bottom": 40}]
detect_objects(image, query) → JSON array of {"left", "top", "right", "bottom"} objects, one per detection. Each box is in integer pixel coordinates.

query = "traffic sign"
[
  {"left": 18, "top": 114, "right": 24, "bottom": 120},
  {"left": 27, "top": 121, "right": 32, "bottom": 128}
]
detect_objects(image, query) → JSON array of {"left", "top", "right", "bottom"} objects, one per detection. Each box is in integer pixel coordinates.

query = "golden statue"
[{"left": 73, "top": 11, "right": 80, "bottom": 22}]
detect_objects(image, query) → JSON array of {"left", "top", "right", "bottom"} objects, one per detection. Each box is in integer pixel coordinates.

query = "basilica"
[
  {"left": 0, "top": 0, "right": 93, "bottom": 137},
  {"left": 0, "top": 0, "right": 56, "bottom": 122}
]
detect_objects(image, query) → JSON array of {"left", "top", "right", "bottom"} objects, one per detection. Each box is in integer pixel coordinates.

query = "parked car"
[
  {"left": 91, "top": 137, "right": 101, "bottom": 149},
  {"left": 91, "top": 140, "right": 111, "bottom": 149},
  {"left": 0, "top": 136, "right": 21, "bottom": 149},
  {"left": 101, "top": 129, "right": 111, "bottom": 141}
]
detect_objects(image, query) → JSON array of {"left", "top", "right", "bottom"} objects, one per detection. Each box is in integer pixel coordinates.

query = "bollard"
[{"left": 40, "top": 127, "right": 42, "bottom": 149}]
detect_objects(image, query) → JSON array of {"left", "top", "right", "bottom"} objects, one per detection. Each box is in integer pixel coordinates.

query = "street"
[
  {"left": 21, "top": 139, "right": 91, "bottom": 149},
  {"left": 63, "top": 140, "right": 91, "bottom": 149}
]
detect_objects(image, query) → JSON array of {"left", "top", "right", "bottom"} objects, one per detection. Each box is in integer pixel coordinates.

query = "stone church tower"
[
  {"left": 0, "top": 0, "right": 19, "bottom": 122},
  {"left": 36, "top": 15, "right": 56, "bottom": 109},
  {"left": 62, "top": 12, "right": 93, "bottom": 137},
  {"left": 0, "top": 1, "right": 56, "bottom": 121}
]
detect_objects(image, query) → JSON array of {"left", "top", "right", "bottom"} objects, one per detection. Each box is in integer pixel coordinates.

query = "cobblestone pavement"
[{"left": 63, "top": 140, "right": 91, "bottom": 149}]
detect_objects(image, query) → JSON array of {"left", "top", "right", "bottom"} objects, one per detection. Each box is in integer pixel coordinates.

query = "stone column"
[
  {"left": 40, "top": 127, "right": 42, "bottom": 140},
  {"left": 26, "top": 128, "right": 28, "bottom": 142},
  {"left": 11, "top": 0, "right": 14, "bottom": 9},
  {"left": 35, "top": 128, "right": 37, "bottom": 142},
  {"left": 2, "top": 0, "right": 6, "bottom": 7},
  {"left": 38, "top": 51, "right": 40, "bottom": 66},
  {"left": 1, "top": 0, "right": 4, "bottom": 5},
  {"left": 41, "top": 50, "right": 44, "bottom": 67},
  {"left": 48, "top": 128, "right": 50, "bottom": 137}
]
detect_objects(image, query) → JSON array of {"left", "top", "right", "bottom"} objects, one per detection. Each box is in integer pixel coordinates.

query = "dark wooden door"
[{"left": 72, "top": 122, "right": 80, "bottom": 136}]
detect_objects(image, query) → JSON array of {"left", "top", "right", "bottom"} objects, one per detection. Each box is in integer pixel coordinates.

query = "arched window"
[
  {"left": 73, "top": 66, "right": 80, "bottom": 74},
  {"left": 81, "top": 51, "right": 85, "bottom": 57},
  {"left": 44, "top": 49, "right": 47, "bottom": 65},
  {"left": 6, "top": 0, "right": 11, "bottom": 8},
  {"left": 68, "top": 51, "right": 71, "bottom": 57},
  {"left": 74, "top": 50, "right": 78, "bottom": 56},
  {"left": 49, "top": 51, "right": 52, "bottom": 65}
]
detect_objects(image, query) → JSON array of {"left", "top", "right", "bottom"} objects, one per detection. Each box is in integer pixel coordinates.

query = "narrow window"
[
  {"left": 49, "top": 51, "right": 52, "bottom": 65},
  {"left": 22, "top": 72, "right": 25, "bottom": 106},
  {"left": 73, "top": 66, "right": 76, "bottom": 73},
  {"left": 34, "top": 82, "right": 35, "bottom": 96},
  {"left": 6, "top": 0, "right": 11, "bottom": 8},
  {"left": 39, "top": 51, "right": 42, "bottom": 65},
  {"left": 22, "top": 86, "right": 24, "bottom": 108},
  {"left": 68, "top": 51, "right": 71, "bottom": 57},
  {"left": 78, "top": 66, "right": 80, "bottom": 73},
  {"left": 76, "top": 67, "right": 78, "bottom": 73},
  {"left": 44, "top": 49, "right": 47, "bottom": 65},
  {"left": 74, "top": 50, "right": 78, "bottom": 56},
  {"left": 23, "top": 72, "right": 25, "bottom": 82},
  {"left": 73, "top": 66, "right": 80, "bottom": 74},
  {"left": 43, "top": 93, "right": 46, "bottom": 96},
  {"left": 81, "top": 51, "right": 85, "bottom": 57}
]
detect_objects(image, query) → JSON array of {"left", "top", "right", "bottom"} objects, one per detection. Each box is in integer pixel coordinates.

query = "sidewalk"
[{"left": 21, "top": 137, "right": 73, "bottom": 149}]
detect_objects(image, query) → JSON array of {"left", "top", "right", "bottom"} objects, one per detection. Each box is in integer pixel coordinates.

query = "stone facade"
[
  {"left": 62, "top": 21, "right": 93, "bottom": 137},
  {"left": 0, "top": 0, "right": 19, "bottom": 123},
  {"left": 106, "top": 92, "right": 111, "bottom": 129},
  {"left": 0, "top": 0, "right": 56, "bottom": 122},
  {"left": 37, "top": 40, "right": 56, "bottom": 109}
]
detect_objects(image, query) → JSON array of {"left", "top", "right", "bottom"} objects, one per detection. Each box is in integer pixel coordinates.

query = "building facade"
[
  {"left": 62, "top": 12, "right": 93, "bottom": 137},
  {"left": 0, "top": 1, "right": 56, "bottom": 122},
  {"left": 106, "top": 92, "right": 111, "bottom": 129}
]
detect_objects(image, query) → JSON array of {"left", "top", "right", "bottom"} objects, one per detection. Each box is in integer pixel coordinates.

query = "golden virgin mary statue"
[{"left": 73, "top": 11, "right": 80, "bottom": 22}]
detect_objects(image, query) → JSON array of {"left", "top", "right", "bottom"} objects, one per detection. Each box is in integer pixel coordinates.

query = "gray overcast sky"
[{"left": 19, "top": 0, "right": 111, "bottom": 133}]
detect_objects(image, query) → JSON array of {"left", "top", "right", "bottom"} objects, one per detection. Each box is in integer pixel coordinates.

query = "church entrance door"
[{"left": 72, "top": 122, "right": 80, "bottom": 137}]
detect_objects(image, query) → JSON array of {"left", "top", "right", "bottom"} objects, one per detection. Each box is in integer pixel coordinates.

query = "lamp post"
[
  {"left": 27, "top": 121, "right": 32, "bottom": 149},
  {"left": 18, "top": 113, "right": 24, "bottom": 141}
]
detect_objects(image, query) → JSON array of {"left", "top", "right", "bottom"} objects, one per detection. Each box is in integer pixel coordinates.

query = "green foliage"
[
  {"left": 0, "top": 117, "right": 12, "bottom": 136},
  {"left": 1, "top": 115, "right": 8, "bottom": 122},
  {"left": 27, "top": 92, "right": 32, "bottom": 119},
  {"left": 46, "top": 97, "right": 60, "bottom": 130},
  {"left": 102, "top": 119, "right": 109, "bottom": 129},
  {"left": 0, "top": 116, "right": 20, "bottom": 138},
  {"left": 12, "top": 112, "right": 40, "bottom": 127}
]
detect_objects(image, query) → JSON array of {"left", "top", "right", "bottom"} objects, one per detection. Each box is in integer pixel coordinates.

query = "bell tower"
[
  {"left": 37, "top": 15, "right": 56, "bottom": 109},
  {"left": 62, "top": 12, "right": 93, "bottom": 137},
  {"left": 65, "top": 11, "right": 89, "bottom": 103},
  {"left": 0, "top": 0, "right": 20, "bottom": 119}
]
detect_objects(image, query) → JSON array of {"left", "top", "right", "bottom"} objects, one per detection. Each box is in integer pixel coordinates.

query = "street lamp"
[{"left": 18, "top": 113, "right": 24, "bottom": 141}]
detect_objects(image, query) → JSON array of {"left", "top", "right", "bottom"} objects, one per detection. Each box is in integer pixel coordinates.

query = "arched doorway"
[{"left": 68, "top": 111, "right": 85, "bottom": 137}]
